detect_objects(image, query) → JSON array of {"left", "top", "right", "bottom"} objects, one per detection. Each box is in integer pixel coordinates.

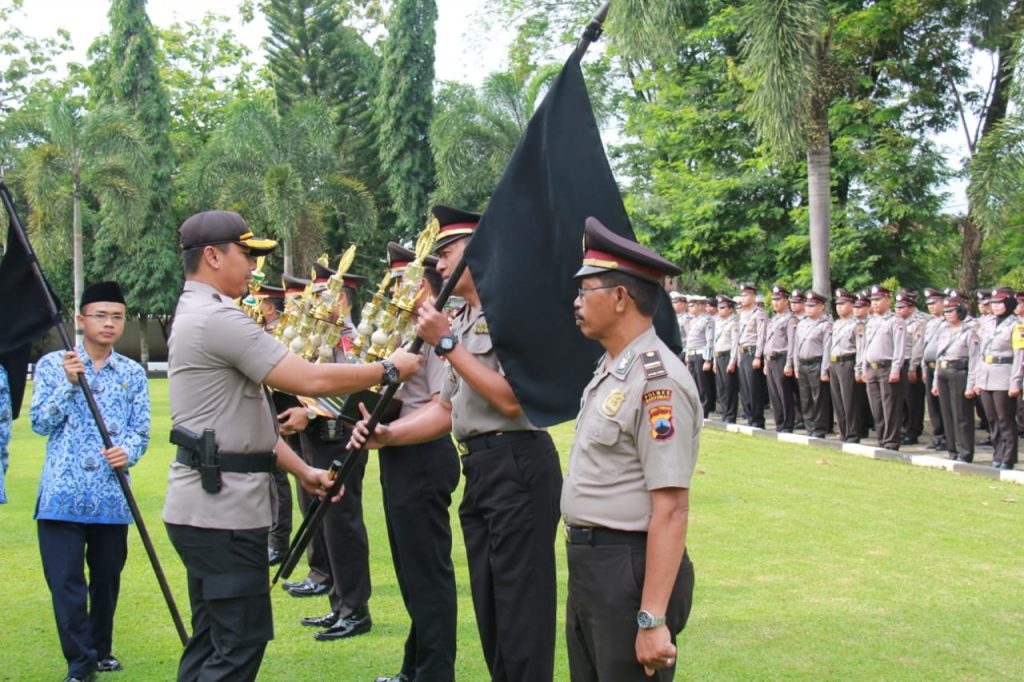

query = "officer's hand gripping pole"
[
  {"left": 0, "top": 180, "right": 189, "bottom": 647},
  {"left": 272, "top": 1, "right": 610, "bottom": 585}
]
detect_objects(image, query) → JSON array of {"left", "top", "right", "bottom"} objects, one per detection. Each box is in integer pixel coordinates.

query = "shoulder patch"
[
  {"left": 648, "top": 405, "right": 675, "bottom": 441},
  {"left": 643, "top": 388, "right": 673, "bottom": 405},
  {"left": 642, "top": 350, "right": 668, "bottom": 380},
  {"left": 474, "top": 321, "right": 489, "bottom": 334},
  {"left": 614, "top": 349, "right": 637, "bottom": 376}
]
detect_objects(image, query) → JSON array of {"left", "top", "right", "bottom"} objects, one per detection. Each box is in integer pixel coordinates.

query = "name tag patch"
[
  {"left": 649, "top": 405, "right": 675, "bottom": 441},
  {"left": 643, "top": 389, "right": 672, "bottom": 405}
]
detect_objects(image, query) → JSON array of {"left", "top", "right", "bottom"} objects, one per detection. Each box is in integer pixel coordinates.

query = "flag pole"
[
  {"left": 273, "top": 0, "right": 613, "bottom": 585},
  {"left": 0, "top": 178, "right": 189, "bottom": 647}
]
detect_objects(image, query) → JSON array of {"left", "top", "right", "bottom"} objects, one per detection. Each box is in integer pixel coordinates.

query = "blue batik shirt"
[
  {"left": 30, "top": 345, "right": 150, "bottom": 524},
  {"left": 0, "top": 365, "right": 10, "bottom": 504}
]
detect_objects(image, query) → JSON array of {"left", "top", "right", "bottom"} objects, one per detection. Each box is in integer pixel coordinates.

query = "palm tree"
[
  {"left": 187, "top": 95, "right": 376, "bottom": 275},
  {"left": 18, "top": 95, "right": 150, "bottom": 324}
]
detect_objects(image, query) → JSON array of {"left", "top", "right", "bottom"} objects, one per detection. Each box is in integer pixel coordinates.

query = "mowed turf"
[{"left": 1, "top": 379, "right": 1022, "bottom": 681}]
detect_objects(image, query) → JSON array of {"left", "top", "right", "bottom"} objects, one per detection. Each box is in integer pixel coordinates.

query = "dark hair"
[
  {"left": 343, "top": 286, "right": 361, "bottom": 326},
  {"left": 182, "top": 243, "right": 230, "bottom": 275},
  {"left": 597, "top": 271, "right": 660, "bottom": 317},
  {"left": 423, "top": 267, "right": 443, "bottom": 297}
]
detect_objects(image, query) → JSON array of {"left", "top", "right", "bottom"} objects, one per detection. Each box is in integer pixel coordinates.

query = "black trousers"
[
  {"left": 38, "top": 520, "right": 128, "bottom": 679},
  {"left": 291, "top": 433, "right": 331, "bottom": 584},
  {"left": 979, "top": 390, "right": 1019, "bottom": 467},
  {"left": 714, "top": 356, "right": 738, "bottom": 423},
  {"left": 566, "top": 543, "right": 694, "bottom": 682},
  {"left": 903, "top": 369, "right": 926, "bottom": 440},
  {"left": 853, "top": 377, "right": 870, "bottom": 437},
  {"left": 765, "top": 356, "right": 795, "bottom": 432},
  {"left": 829, "top": 359, "right": 857, "bottom": 441},
  {"left": 923, "top": 364, "right": 944, "bottom": 441},
  {"left": 686, "top": 355, "right": 715, "bottom": 418},
  {"left": 738, "top": 352, "right": 767, "bottom": 426},
  {"left": 301, "top": 426, "right": 371, "bottom": 616},
  {"left": 937, "top": 369, "right": 973, "bottom": 460},
  {"left": 866, "top": 364, "right": 906, "bottom": 449},
  {"left": 797, "top": 359, "right": 831, "bottom": 437},
  {"left": 459, "top": 432, "right": 562, "bottom": 682},
  {"left": 166, "top": 524, "right": 272, "bottom": 682},
  {"left": 380, "top": 436, "right": 461, "bottom": 681},
  {"left": 268, "top": 468, "right": 292, "bottom": 552}
]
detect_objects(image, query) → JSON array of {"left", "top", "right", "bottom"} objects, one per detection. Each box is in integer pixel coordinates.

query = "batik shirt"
[
  {"left": 30, "top": 346, "right": 150, "bottom": 524},
  {"left": 0, "top": 365, "right": 10, "bottom": 504}
]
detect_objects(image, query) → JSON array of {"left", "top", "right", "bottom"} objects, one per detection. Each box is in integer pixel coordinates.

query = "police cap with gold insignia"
[
  {"left": 790, "top": 288, "right": 805, "bottom": 303},
  {"left": 282, "top": 274, "right": 311, "bottom": 295},
  {"left": 804, "top": 289, "right": 827, "bottom": 305},
  {"left": 869, "top": 284, "right": 891, "bottom": 299},
  {"left": 738, "top": 282, "right": 757, "bottom": 294},
  {"left": 431, "top": 205, "right": 481, "bottom": 251},
  {"left": 716, "top": 294, "right": 735, "bottom": 308},
  {"left": 770, "top": 284, "right": 790, "bottom": 300},
  {"left": 179, "top": 210, "right": 277, "bottom": 256},
  {"left": 574, "top": 216, "right": 682, "bottom": 284},
  {"left": 312, "top": 262, "right": 335, "bottom": 283},
  {"left": 894, "top": 289, "right": 916, "bottom": 308},
  {"left": 944, "top": 290, "right": 967, "bottom": 311},
  {"left": 387, "top": 241, "right": 438, "bottom": 279},
  {"left": 923, "top": 287, "right": 944, "bottom": 303},
  {"left": 988, "top": 286, "right": 1016, "bottom": 304},
  {"left": 854, "top": 290, "right": 870, "bottom": 308},
  {"left": 834, "top": 288, "right": 855, "bottom": 303}
]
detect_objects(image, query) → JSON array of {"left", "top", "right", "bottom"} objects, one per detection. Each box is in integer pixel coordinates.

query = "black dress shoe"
[
  {"left": 956, "top": 456, "right": 973, "bottom": 463},
  {"left": 992, "top": 461, "right": 1002, "bottom": 469},
  {"left": 1003, "top": 462, "right": 1015, "bottom": 470},
  {"left": 314, "top": 608, "right": 372, "bottom": 641},
  {"left": 286, "top": 578, "right": 331, "bottom": 597},
  {"left": 96, "top": 656, "right": 123, "bottom": 672},
  {"left": 793, "top": 421, "right": 805, "bottom": 430},
  {"left": 900, "top": 436, "right": 918, "bottom": 445},
  {"left": 979, "top": 438, "right": 993, "bottom": 446},
  {"left": 301, "top": 610, "right": 341, "bottom": 628},
  {"left": 375, "top": 675, "right": 410, "bottom": 682},
  {"left": 268, "top": 548, "right": 283, "bottom": 566}
]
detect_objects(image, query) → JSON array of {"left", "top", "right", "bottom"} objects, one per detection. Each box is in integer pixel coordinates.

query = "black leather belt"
[
  {"left": 799, "top": 357, "right": 822, "bottom": 367},
  {"left": 983, "top": 355, "right": 1013, "bottom": 365},
  {"left": 458, "top": 430, "right": 540, "bottom": 455},
  {"left": 176, "top": 448, "right": 276, "bottom": 473},
  {"left": 715, "top": 350, "right": 731, "bottom": 358},
  {"left": 739, "top": 345, "right": 757, "bottom": 355},
  {"left": 867, "top": 360, "right": 892, "bottom": 370},
  {"left": 686, "top": 350, "right": 704, "bottom": 357},
  {"left": 830, "top": 353, "right": 856, "bottom": 363},
  {"left": 564, "top": 525, "right": 647, "bottom": 546},
  {"left": 939, "top": 359, "right": 968, "bottom": 370},
  {"left": 766, "top": 352, "right": 787, "bottom": 361},
  {"left": 925, "top": 361, "right": 936, "bottom": 369}
]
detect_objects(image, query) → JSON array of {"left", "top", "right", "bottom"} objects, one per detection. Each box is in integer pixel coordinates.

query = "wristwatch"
[
  {"left": 305, "top": 408, "right": 318, "bottom": 422},
  {"left": 436, "top": 334, "right": 458, "bottom": 356},
  {"left": 380, "top": 359, "right": 400, "bottom": 386},
  {"left": 636, "top": 610, "right": 666, "bottom": 629}
]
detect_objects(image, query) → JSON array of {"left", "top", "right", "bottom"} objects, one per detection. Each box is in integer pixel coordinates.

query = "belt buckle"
[
  {"left": 456, "top": 440, "right": 469, "bottom": 456},
  {"left": 940, "top": 360, "right": 948, "bottom": 369},
  {"left": 870, "top": 362, "right": 879, "bottom": 370},
  {"left": 830, "top": 355, "right": 838, "bottom": 362},
  {"left": 985, "top": 355, "right": 994, "bottom": 364}
]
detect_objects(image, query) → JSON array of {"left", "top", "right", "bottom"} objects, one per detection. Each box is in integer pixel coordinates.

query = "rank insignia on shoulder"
[
  {"left": 614, "top": 349, "right": 636, "bottom": 376},
  {"left": 649, "top": 405, "right": 675, "bottom": 441},
  {"left": 643, "top": 388, "right": 672, "bottom": 405},
  {"left": 642, "top": 351, "right": 668, "bottom": 379},
  {"left": 474, "top": 321, "right": 489, "bottom": 334},
  {"left": 602, "top": 389, "right": 625, "bottom": 416},
  {"left": 1014, "top": 323, "right": 1024, "bottom": 351}
]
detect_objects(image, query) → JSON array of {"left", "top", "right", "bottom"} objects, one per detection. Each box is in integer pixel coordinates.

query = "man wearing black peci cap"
[
  {"left": 564, "top": 217, "right": 697, "bottom": 680},
  {"left": 163, "top": 210, "right": 421, "bottom": 681},
  {"left": 350, "top": 205, "right": 563, "bottom": 681}
]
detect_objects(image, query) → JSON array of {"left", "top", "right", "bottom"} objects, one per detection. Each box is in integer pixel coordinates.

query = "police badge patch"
[
  {"left": 602, "top": 390, "right": 625, "bottom": 416},
  {"left": 648, "top": 405, "right": 675, "bottom": 441}
]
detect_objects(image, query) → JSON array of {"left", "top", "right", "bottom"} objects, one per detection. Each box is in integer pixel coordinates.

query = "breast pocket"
[
  {"left": 576, "top": 413, "right": 633, "bottom": 480},
  {"left": 465, "top": 332, "right": 493, "bottom": 356}
]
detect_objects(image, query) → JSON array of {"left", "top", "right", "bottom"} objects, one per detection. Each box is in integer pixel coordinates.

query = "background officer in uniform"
[
  {"left": 764, "top": 285, "right": 797, "bottom": 432},
  {"left": 712, "top": 295, "right": 738, "bottom": 423},
  {"left": 350, "top": 205, "right": 563, "bottom": 682},
  {"left": 564, "top": 217, "right": 697, "bottom": 681},
  {"left": 683, "top": 294, "right": 714, "bottom": 418},
  {"left": 735, "top": 284, "right": 767, "bottom": 428},
  {"left": 828, "top": 289, "right": 860, "bottom": 442},
  {"left": 920, "top": 287, "right": 948, "bottom": 450},
  {"left": 790, "top": 290, "right": 832, "bottom": 438},
  {"left": 162, "top": 210, "right": 420, "bottom": 681},
  {"left": 932, "top": 291, "right": 978, "bottom": 462},
  {"left": 896, "top": 291, "right": 927, "bottom": 445},
  {"left": 972, "top": 287, "right": 1019, "bottom": 469},
  {"left": 861, "top": 285, "right": 907, "bottom": 450}
]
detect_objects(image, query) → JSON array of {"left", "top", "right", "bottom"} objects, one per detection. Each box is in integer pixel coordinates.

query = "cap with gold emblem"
[
  {"left": 790, "top": 288, "right": 806, "bottom": 304},
  {"left": 988, "top": 286, "right": 1016, "bottom": 304},
  {"left": 894, "top": 289, "right": 917, "bottom": 308},
  {"left": 770, "top": 284, "right": 790, "bottom": 300},
  {"left": 738, "top": 283, "right": 757, "bottom": 294},
  {"left": 574, "top": 216, "right": 682, "bottom": 283},
  {"left": 431, "top": 205, "right": 482, "bottom": 252},
  {"left": 944, "top": 290, "right": 967, "bottom": 311},
  {"left": 834, "top": 288, "right": 855, "bottom": 303},
  {"left": 923, "top": 287, "right": 944, "bottom": 303},
  {"left": 282, "top": 274, "right": 311, "bottom": 295},
  {"left": 804, "top": 290, "right": 827, "bottom": 305},
  {"left": 179, "top": 210, "right": 277, "bottom": 256},
  {"left": 387, "top": 241, "right": 438, "bottom": 280},
  {"left": 854, "top": 290, "right": 870, "bottom": 308},
  {"left": 716, "top": 294, "right": 736, "bottom": 308},
  {"left": 869, "top": 284, "right": 891, "bottom": 299}
]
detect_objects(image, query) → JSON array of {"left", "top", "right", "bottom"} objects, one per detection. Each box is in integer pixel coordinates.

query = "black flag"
[
  {"left": 464, "top": 51, "right": 681, "bottom": 428},
  {"left": 0, "top": 188, "right": 63, "bottom": 417}
]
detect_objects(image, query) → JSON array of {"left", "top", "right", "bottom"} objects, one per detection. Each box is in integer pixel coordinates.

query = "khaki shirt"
[
  {"left": 974, "top": 314, "right": 1019, "bottom": 391},
  {"left": 684, "top": 314, "right": 714, "bottom": 360},
  {"left": 561, "top": 326, "right": 700, "bottom": 531},
  {"left": 921, "top": 316, "right": 948, "bottom": 365},
  {"left": 714, "top": 313, "right": 738, "bottom": 362},
  {"left": 932, "top": 323, "right": 979, "bottom": 389},
  {"left": 439, "top": 305, "right": 539, "bottom": 440},
  {"left": 829, "top": 316, "right": 859, "bottom": 358},
  {"left": 163, "top": 281, "right": 289, "bottom": 530},
  {"left": 860, "top": 311, "right": 906, "bottom": 375},
  {"left": 677, "top": 312, "right": 692, "bottom": 340},
  {"left": 791, "top": 316, "right": 833, "bottom": 373},
  {"left": 735, "top": 306, "right": 766, "bottom": 358},
  {"left": 903, "top": 311, "right": 928, "bottom": 368},
  {"left": 396, "top": 343, "right": 445, "bottom": 417},
  {"left": 764, "top": 311, "right": 796, "bottom": 367}
]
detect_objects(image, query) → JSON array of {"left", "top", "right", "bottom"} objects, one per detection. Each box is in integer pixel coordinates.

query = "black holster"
[{"left": 170, "top": 426, "right": 222, "bottom": 493}]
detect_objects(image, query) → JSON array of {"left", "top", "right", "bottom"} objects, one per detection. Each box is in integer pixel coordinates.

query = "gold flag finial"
[
  {"left": 335, "top": 244, "right": 357, "bottom": 277},
  {"left": 316, "top": 253, "right": 329, "bottom": 267},
  {"left": 415, "top": 217, "right": 441, "bottom": 262}
]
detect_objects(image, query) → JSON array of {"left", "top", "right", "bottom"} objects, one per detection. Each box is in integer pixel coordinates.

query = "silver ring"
[{"left": 666, "top": 657, "right": 675, "bottom": 666}]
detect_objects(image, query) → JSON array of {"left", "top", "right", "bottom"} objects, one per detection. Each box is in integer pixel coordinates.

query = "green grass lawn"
[{"left": 2, "top": 379, "right": 1023, "bottom": 680}]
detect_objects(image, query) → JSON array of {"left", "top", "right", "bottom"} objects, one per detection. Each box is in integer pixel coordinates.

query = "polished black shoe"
[
  {"left": 314, "top": 608, "right": 372, "bottom": 641},
  {"left": 992, "top": 461, "right": 1002, "bottom": 469},
  {"left": 301, "top": 610, "right": 341, "bottom": 628},
  {"left": 1002, "top": 462, "right": 1016, "bottom": 470},
  {"left": 900, "top": 435, "right": 918, "bottom": 445},
  {"left": 268, "top": 548, "right": 284, "bottom": 566},
  {"left": 979, "top": 438, "right": 993, "bottom": 446},
  {"left": 843, "top": 437, "right": 860, "bottom": 444},
  {"left": 925, "top": 440, "right": 943, "bottom": 450},
  {"left": 793, "top": 421, "right": 805, "bottom": 430},
  {"left": 956, "top": 456, "right": 973, "bottom": 463},
  {"left": 285, "top": 578, "right": 331, "bottom": 598},
  {"left": 375, "top": 675, "right": 410, "bottom": 682},
  {"left": 96, "top": 656, "right": 123, "bottom": 672}
]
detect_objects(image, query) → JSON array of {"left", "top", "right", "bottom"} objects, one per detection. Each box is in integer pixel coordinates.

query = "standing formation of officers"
[{"left": 673, "top": 284, "right": 1024, "bottom": 469}]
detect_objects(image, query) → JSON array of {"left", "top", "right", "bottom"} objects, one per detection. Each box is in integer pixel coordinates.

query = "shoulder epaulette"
[{"left": 641, "top": 350, "right": 668, "bottom": 380}]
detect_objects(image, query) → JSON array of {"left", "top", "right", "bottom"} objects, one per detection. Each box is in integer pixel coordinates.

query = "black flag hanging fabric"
[
  {"left": 0, "top": 199, "right": 63, "bottom": 418},
  {"left": 464, "top": 51, "right": 681, "bottom": 428}
]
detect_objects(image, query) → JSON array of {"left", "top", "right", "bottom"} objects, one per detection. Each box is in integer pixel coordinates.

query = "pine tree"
[{"left": 375, "top": 0, "right": 437, "bottom": 239}]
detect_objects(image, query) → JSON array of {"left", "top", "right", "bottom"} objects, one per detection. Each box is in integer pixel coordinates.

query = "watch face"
[{"left": 637, "top": 611, "right": 652, "bottom": 628}]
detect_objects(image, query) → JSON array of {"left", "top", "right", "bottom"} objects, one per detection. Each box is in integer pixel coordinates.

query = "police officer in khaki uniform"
[
  {"left": 860, "top": 285, "right": 907, "bottom": 450},
  {"left": 564, "top": 217, "right": 697, "bottom": 681},
  {"left": 931, "top": 291, "right": 978, "bottom": 462},
  {"left": 764, "top": 285, "right": 798, "bottom": 432},
  {"left": 896, "top": 290, "right": 927, "bottom": 445},
  {"left": 684, "top": 294, "right": 715, "bottom": 418},
  {"left": 163, "top": 211, "right": 421, "bottom": 681},
  {"left": 972, "top": 287, "right": 1019, "bottom": 469},
  {"left": 920, "top": 287, "right": 948, "bottom": 450},
  {"left": 790, "top": 290, "right": 832, "bottom": 438},
  {"left": 713, "top": 295, "right": 739, "bottom": 423},
  {"left": 828, "top": 289, "right": 861, "bottom": 442},
  {"left": 852, "top": 290, "right": 872, "bottom": 439},
  {"left": 735, "top": 284, "right": 767, "bottom": 428},
  {"left": 671, "top": 292, "right": 690, "bottom": 341},
  {"left": 350, "top": 206, "right": 563, "bottom": 682}
]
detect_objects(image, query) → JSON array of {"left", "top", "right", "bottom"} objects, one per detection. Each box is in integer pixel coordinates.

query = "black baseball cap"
[{"left": 179, "top": 210, "right": 277, "bottom": 256}]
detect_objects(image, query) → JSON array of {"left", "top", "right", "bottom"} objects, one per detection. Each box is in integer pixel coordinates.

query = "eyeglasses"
[
  {"left": 577, "top": 285, "right": 619, "bottom": 298},
  {"left": 82, "top": 312, "right": 127, "bottom": 323}
]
